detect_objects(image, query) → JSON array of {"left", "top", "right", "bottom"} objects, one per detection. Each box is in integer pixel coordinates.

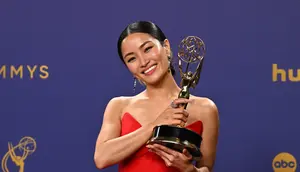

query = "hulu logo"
[{"left": 272, "top": 64, "right": 300, "bottom": 82}]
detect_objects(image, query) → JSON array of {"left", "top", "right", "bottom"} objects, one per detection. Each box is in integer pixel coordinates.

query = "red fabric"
[{"left": 119, "top": 112, "right": 203, "bottom": 172}]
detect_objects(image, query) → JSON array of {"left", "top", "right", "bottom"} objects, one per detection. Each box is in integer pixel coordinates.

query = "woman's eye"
[
  {"left": 127, "top": 57, "right": 135, "bottom": 63},
  {"left": 145, "top": 46, "right": 153, "bottom": 53}
]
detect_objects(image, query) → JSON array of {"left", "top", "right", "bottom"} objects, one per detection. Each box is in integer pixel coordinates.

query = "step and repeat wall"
[{"left": 1, "top": 0, "right": 299, "bottom": 172}]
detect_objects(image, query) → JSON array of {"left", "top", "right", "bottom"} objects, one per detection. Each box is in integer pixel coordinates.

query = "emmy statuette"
[{"left": 147, "top": 36, "right": 206, "bottom": 161}]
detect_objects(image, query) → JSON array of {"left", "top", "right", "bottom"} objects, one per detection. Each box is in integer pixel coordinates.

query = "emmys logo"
[
  {"left": 272, "top": 64, "right": 300, "bottom": 82},
  {"left": 0, "top": 65, "right": 49, "bottom": 79},
  {"left": 1, "top": 136, "right": 37, "bottom": 172},
  {"left": 272, "top": 152, "right": 297, "bottom": 172}
]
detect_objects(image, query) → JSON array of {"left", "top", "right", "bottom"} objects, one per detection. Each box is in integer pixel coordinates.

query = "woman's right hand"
[{"left": 152, "top": 98, "right": 193, "bottom": 127}]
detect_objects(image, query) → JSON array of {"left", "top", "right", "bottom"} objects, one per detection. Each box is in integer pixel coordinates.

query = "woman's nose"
[{"left": 140, "top": 57, "right": 150, "bottom": 67}]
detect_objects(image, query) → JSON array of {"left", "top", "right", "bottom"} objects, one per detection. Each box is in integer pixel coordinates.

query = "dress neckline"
[{"left": 122, "top": 112, "right": 202, "bottom": 128}]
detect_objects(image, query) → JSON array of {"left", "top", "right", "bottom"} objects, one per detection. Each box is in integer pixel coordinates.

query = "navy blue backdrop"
[{"left": 1, "top": 0, "right": 299, "bottom": 171}]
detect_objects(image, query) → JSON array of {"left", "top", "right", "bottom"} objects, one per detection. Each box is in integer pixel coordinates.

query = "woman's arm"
[
  {"left": 195, "top": 98, "right": 219, "bottom": 171},
  {"left": 94, "top": 97, "right": 155, "bottom": 169},
  {"left": 146, "top": 98, "right": 219, "bottom": 172}
]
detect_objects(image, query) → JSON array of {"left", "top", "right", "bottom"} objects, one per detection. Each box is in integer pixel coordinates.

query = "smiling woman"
[
  {"left": 118, "top": 22, "right": 176, "bottom": 87},
  {"left": 94, "top": 21, "right": 219, "bottom": 172}
]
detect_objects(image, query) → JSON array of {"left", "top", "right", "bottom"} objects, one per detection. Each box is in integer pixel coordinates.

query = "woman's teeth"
[{"left": 144, "top": 65, "right": 157, "bottom": 74}]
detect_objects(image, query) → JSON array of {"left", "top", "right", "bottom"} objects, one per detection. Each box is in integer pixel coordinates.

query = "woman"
[{"left": 94, "top": 21, "right": 219, "bottom": 172}]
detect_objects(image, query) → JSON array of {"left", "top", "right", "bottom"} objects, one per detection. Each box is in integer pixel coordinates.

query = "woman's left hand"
[{"left": 146, "top": 144, "right": 196, "bottom": 172}]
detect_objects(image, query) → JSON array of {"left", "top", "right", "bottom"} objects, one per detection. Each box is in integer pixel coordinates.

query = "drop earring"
[
  {"left": 168, "top": 55, "right": 171, "bottom": 73},
  {"left": 133, "top": 77, "right": 137, "bottom": 93}
]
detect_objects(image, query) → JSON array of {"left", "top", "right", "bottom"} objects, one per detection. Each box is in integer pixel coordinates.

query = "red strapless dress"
[{"left": 119, "top": 112, "right": 203, "bottom": 172}]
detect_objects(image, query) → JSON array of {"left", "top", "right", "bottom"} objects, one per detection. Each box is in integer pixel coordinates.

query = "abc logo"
[{"left": 272, "top": 152, "right": 297, "bottom": 172}]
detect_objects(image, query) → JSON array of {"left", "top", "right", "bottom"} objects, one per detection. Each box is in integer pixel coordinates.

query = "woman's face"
[{"left": 121, "top": 33, "right": 171, "bottom": 85}]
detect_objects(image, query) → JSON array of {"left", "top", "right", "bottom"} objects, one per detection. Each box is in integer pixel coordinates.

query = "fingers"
[
  {"left": 173, "top": 109, "right": 189, "bottom": 117},
  {"left": 147, "top": 144, "right": 192, "bottom": 167},
  {"left": 161, "top": 156, "right": 172, "bottom": 167},
  {"left": 173, "top": 109, "right": 188, "bottom": 126},
  {"left": 147, "top": 144, "right": 177, "bottom": 162},
  {"left": 173, "top": 114, "right": 187, "bottom": 122},
  {"left": 182, "top": 149, "right": 193, "bottom": 160},
  {"left": 161, "top": 98, "right": 191, "bottom": 126},
  {"left": 169, "top": 119, "right": 185, "bottom": 127},
  {"left": 150, "top": 148, "right": 172, "bottom": 167},
  {"left": 152, "top": 147, "right": 174, "bottom": 164},
  {"left": 153, "top": 144, "right": 177, "bottom": 155},
  {"left": 171, "top": 98, "right": 194, "bottom": 108},
  {"left": 172, "top": 114, "right": 187, "bottom": 127}
]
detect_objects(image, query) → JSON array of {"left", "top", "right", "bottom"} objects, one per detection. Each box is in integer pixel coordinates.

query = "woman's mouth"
[{"left": 143, "top": 65, "right": 157, "bottom": 75}]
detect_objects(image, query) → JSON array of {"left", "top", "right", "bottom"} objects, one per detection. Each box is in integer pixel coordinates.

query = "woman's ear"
[{"left": 163, "top": 39, "right": 171, "bottom": 56}]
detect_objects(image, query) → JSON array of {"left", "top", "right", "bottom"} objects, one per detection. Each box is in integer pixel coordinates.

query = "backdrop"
[{"left": 1, "top": 0, "right": 299, "bottom": 172}]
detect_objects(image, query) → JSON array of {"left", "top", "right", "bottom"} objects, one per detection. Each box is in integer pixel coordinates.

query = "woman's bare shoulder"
[
  {"left": 190, "top": 95, "right": 219, "bottom": 120},
  {"left": 190, "top": 95, "right": 216, "bottom": 107},
  {"left": 106, "top": 96, "right": 133, "bottom": 109},
  {"left": 111, "top": 91, "right": 148, "bottom": 105},
  {"left": 105, "top": 95, "right": 142, "bottom": 117}
]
